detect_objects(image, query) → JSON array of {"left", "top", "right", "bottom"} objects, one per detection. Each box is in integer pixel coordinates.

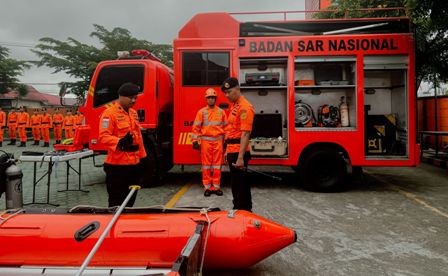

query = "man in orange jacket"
[
  {"left": 0, "top": 107, "right": 6, "bottom": 147},
  {"left": 63, "top": 111, "right": 74, "bottom": 139},
  {"left": 99, "top": 82, "right": 147, "bottom": 207},
  {"left": 40, "top": 108, "right": 53, "bottom": 147},
  {"left": 191, "top": 88, "right": 227, "bottom": 196},
  {"left": 7, "top": 108, "right": 18, "bottom": 145},
  {"left": 17, "top": 106, "right": 30, "bottom": 147},
  {"left": 75, "top": 110, "right": 84, "bottom": 127},
  {"left": 30, "top": 109, "right": 41, "bottom": 145},
  {"left": 52, "top": 108, "right": 64, "bottom": 144},
  {"left": 221, "top": 77, "right": 255, "bottom": 212}
]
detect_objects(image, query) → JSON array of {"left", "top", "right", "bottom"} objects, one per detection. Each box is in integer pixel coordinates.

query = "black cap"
[
  {"left": 221, "top": 77, "right": 239, "bottom": 92},
  {"left": 118, "top": 82, "right": 140, "bottom": 97}
]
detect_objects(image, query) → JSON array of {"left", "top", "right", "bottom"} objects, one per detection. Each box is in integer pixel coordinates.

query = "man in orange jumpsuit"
[
  {"left": 63, "top": 111, "right": 74, "bottom": 139},
  {"left": 17, "top": 106, "right": 30, "bottom": 147},
  {"left": 30, "top": 109, "right": 41, "bottom": 145},
  {"left": 52, "top": 108, "right": 64, "bottom": 144},
  {"left": 40, "top": 108, "right": 53, "bottom": 147},
  {"left": 0, "top": 107, "right": 6, "bottom": 147},
  {"left": 7, "top": 108, "right": 18, "bottom": 145},
  {"left": 191, "top": 88, "right": 227, "bottom": 197},
  {"left": 75, "top": 110, "right": 84, "bottom": 127},
  {"left": 99, "top": 82, "right": 147, "bottom": 207},
  {"left": 221, "top": 77, "right": 255, "bottom": 212}
]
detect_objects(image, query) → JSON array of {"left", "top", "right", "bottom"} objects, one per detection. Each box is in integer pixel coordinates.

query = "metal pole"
[
  {"left": 246, "top": 167, "right": 283, "bottom": 181},
  {"left": 75, "top": 185, "right": 141, "bottom": 276}
]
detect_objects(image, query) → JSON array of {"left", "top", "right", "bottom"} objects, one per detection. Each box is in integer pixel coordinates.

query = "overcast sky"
[{"left": 1, "top": 0, "right": 305, "bottom": 94}]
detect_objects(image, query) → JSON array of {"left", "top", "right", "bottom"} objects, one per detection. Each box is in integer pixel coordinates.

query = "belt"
[
  {"left": 42, "top": 122, "right": 50, "bottom": 124},
  {"left": 18, "top": 123, "right": 26, "bottom": 125},
  {"left": 9, "top": 121, "right": 16, "bottom": 123},
  {"left": 65, "top": 124, "right": 73, "bottom": 126},
  {"left": 32, "top": 124, "right": 39, "bottom": 126},
  {"left": 225, "top": 138, "right": 241, "bottom": 145},
  {"left": 54, "top": 122, "right": 61, "bottom": 125}
]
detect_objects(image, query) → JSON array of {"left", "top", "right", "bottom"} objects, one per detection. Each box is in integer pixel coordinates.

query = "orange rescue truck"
[{"left": 79, "top": 11, "right": 420, "bottom": 191}]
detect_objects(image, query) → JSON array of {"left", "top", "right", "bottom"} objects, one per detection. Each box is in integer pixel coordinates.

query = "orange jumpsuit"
[
  {"left": 7, "top": 111, "right": 18, "bottom": 141},
  {"left": 192, "top": 106, "right": 227, "bottom": 190},
  {"left": 0, "top": 111, "right": 6, "bottom": 143},
  {"left": 30, "top": 114, "right": 41, "bottom": 142},
  {"left": 17, "top": 112, "right": 30, "bottom": 143},
  {"left": 63, "top": 115, "right": 74, "bottom": 139},
  {"left": 52, "top": 112, "right": 64, "bottom": 142},
  {"left": 41, "top": 113, "right": 53, "bottom": 143},
  {"left": 75, "top": 114, "right": 84, "bottom": 127},
  {"left": 99, "top": 102, "right": 147, "bottom": 207}
]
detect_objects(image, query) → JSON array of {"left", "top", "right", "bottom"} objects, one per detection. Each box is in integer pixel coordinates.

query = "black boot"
[
  {"left": 42, "top": 142, "right": 49, "bottom": 147},
  {"left": 7, "top": 139, "right": 15, "bottom": 145},
  {"left": 11, "top": 139, "right": 16, "bottom": 145},
  {"left": 0, "top": 142, "right": 2, "bottom": 147},
  {"left": 18, "top": 141, "right": 26, "bottom": 147},
  {"left": 33, "top": 140, "right": 39, "bottom": 145}
]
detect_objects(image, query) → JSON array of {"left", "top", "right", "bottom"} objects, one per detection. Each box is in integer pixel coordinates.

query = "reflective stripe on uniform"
[{"left": 201, "top": 135, "right": 223, "bottom": 141}]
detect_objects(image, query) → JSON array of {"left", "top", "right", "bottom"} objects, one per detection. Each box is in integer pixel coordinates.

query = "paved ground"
[{"left": 1, "top": 140, "right": 448, "bottom": 275}]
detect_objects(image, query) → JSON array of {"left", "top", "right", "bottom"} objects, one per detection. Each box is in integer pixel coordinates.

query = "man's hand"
[
  {"left": 192, "top": 141, "right": 200, "bottom": 150},
  {"left": 117, "top": 132, "right": 133, "bottom": 150},
  {"left": 232, "top": 156, "right": 245, "bottom": 169}
]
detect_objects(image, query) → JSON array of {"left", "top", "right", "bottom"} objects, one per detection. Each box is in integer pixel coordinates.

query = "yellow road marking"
[
  {"left": 392, "top": 186, "right": 448, "bottom": 219},
  {"left": 165, "top": 183, "right": 192, "bottom": 208}
]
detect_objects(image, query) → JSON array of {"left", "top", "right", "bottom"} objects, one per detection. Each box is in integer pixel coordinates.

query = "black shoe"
[
  {"left": 204, "top": 189, "right": 212, "bottom": 197},
  {"left": 18, "top": 142, "right": 26, "bottom": 147},
  {"left": 0, "top": 142, "right": 2, "bottom": 147},
  {"left": 42, "top": 142, "right": 49, "bottom": 147},
  {"left": 33, "top": 141, "right": 39, "bottom": 145},
  {"left": 214, "top": 189, "right": 223, "bottom": 196}
]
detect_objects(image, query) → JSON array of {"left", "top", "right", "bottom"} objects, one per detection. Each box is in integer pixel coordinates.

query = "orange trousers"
[
  {"left": 41, "top": 127, "right": 50, "bottom": 142},
  {"left": 54, "top": 126, "right": 62, "bottom": 141},
  {"left": 32, "top": 127, "right": 41, "bottom": 141},
  {"left": 8, "top": 126, "right": 17, "bottom": 140},
  {"left": 200, "top": 139, "right": 223, "bottom": 190},
  {"left": 0, "top": 128, "right": 3, "bottom": 142},
  {"left": 18, "top": 127, "right": 27, "bottom": 142}
]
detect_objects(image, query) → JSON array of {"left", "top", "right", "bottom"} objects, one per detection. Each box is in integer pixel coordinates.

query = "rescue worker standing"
[
  {"left": 221, "top": 77, "right": 255, "bottom": 212},
  {"left": 17, "top": 107, "right": 30, "bottom": 147},
  {"left": 99, "top": 82, "right": 147, "bottom": 207},
  {"left": 52, "top": 108, "right": 64, "bottom": 144},
  {"left": 63, "top": 111, "right": 74, "bottom": 139},
  {"left": 0, "top": 107, "right": 6, "bottom": 147},
  {"left": 191, "top": 88, "right": 227, "bottom": 197},
  {"left": 75, "top": 110, "right": 84, "bottom": 127},
  {"left": 7, "top": 108, "right": 18, "bottom": 145},
  {"left": 40, "top": 108, "right": 52, "bottom": 147},
  {"left": 30, "top": 109, "right": 41, "bottom": 145}
]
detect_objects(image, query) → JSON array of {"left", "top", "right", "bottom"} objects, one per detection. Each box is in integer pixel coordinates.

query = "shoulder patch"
[
  {"left": 101, "top": 117, "right": 110, "bottom": 129},
  {"left": 240, "top": 110, "right": 247, "bottom": 120}
]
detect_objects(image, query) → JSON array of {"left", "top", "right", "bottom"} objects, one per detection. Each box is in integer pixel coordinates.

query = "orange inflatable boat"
[{"left": 0, "top": 206, "right": 296, "bottom": 275}]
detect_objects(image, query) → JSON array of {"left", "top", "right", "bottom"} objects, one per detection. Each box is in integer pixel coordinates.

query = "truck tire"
[{"left": 299, "top": 147, "right": 348, "bottom": 192}]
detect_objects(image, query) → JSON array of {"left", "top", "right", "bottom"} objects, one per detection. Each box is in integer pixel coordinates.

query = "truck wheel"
[{"left": 299, "top": 148, "right": 348, "bottom": 192}]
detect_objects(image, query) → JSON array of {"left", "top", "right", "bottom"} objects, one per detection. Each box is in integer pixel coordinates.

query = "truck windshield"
[{"left": 93, "top": 65, "right": 145, "bottom": 107}]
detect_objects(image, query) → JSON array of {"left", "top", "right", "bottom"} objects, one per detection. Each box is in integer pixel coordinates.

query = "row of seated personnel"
[{"left": 0, "top": 106, "right": 84, "bottom": 147}]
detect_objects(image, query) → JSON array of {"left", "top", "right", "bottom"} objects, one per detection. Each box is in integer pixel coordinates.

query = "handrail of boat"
[{"left": 0, "top": 208, "right": 25, "bottom": 226}]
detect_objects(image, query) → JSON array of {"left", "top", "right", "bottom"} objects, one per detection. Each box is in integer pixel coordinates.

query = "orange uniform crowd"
[{"left": 0, "top": 106, "right": 84, "bottom": 147}]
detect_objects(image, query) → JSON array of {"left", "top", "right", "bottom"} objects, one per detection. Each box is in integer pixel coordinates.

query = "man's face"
[
  {"left": 224, "top": 87, "right": 240, "bottom": 103},
  {"left": 119, "top": 95, "right": 138, "bottom": 109},
  {"left": 206, "top": 96, "right": 216, "bottom": 106}
]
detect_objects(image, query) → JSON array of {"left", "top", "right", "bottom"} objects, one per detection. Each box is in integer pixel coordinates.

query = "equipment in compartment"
[
  {"left": 365, "top": 114, "right": 398, "bottom": 155},
  {"left": 245, "top": 72, "right": 280, "bottom": 86},
  {"left": 251, "top": 113, "right": 283, "bottom": 138},
  {"left": 295, "top": 100, "right": 316, "bottom": 127},
  {"left": 250, "top": 138, "right": 287, "bottom": 156},
  {"left": 317, "top": 105, "right": 341, "bottom": 127}
]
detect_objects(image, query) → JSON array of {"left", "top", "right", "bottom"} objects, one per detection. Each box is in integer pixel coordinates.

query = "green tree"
[
  {"left": 32, "top": 24, "right": 173, "bottom": 100},
  {"left": 314, "top": 0, "right": 448, "bottom": 88},
  {"left": 0, "top": 46, "right": 30, "bottom": 95}
]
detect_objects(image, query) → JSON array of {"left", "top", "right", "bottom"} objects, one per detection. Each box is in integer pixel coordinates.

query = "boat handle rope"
[
  {"left": 75, "top": 185, "right": 141, "bottom": 276},
  {"left": 199, "top": 208, "right": 212, "bottom": 275},
  {"left": 0, "top": 208, "right": 24, "bottom": 227}
]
